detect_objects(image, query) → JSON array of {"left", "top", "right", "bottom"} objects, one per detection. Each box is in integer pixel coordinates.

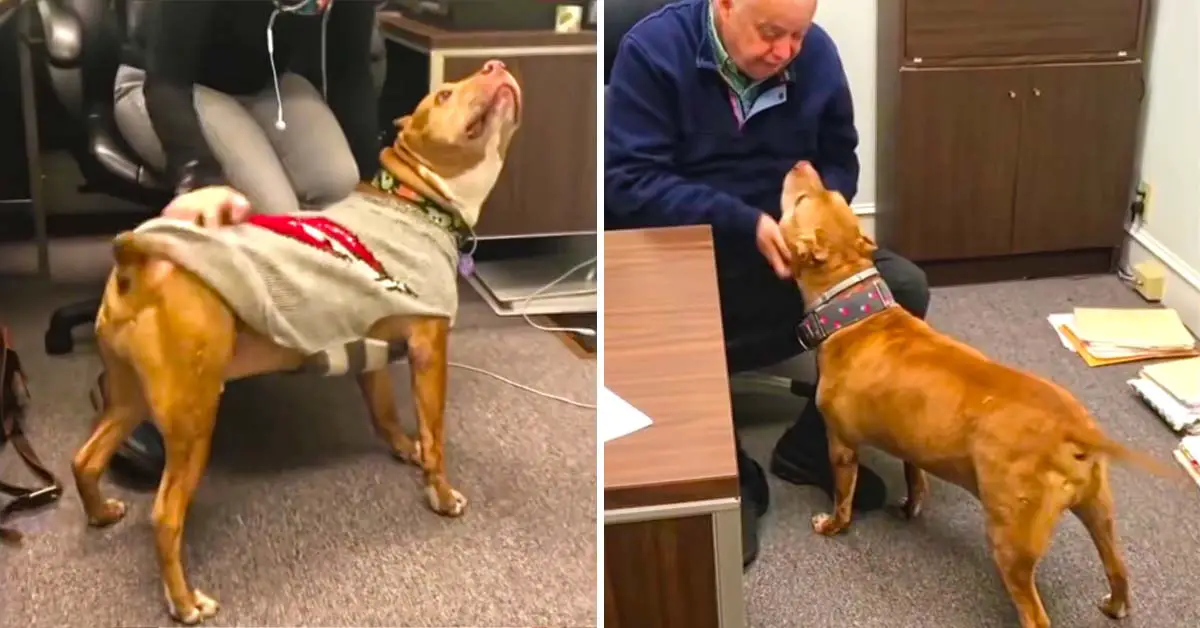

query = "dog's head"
[
  {"left": 779, "top": 161, "right": 877, "bottom": 283},
  {"left": 387, "top": 59, "right": 522, "bottom": 227}
]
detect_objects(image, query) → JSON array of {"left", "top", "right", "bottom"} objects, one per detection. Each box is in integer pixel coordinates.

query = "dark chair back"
[{"left": 603, "top": 0, "right": 676, "bottom": 84}]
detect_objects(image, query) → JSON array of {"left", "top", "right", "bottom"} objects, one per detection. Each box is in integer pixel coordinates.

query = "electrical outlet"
[{"left": 1139, "top": 181, "right": 1153, "bottom": 222}]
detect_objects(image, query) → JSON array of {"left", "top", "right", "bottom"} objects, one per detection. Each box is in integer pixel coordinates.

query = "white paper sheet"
[{"left": 599, "top": 387, "right": 654, "bottom": 443}]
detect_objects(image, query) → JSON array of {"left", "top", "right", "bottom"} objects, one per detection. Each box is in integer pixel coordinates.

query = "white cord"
[
  {"left": 266, "top": 9, "right": 287, "bottom": 131},
  {"left": 438, "top": 252, "right": 597, "bottom": 410},
  {"left": 520, "top": 257, "right": 598, "bottom": 337},
  {"left": 448, "top": 362, "right": 595, "bottom": 409},
  {"left": 265, "top": 1, "right": 331, "bottom": 132}
]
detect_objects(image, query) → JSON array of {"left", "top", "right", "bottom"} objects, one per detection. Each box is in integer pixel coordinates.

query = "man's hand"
[
  {"left": 161, "top": 186, "right": 252, "bottom": 228},
  {"left": 755, "top": 213, "right": 792, "bottom": 279}
]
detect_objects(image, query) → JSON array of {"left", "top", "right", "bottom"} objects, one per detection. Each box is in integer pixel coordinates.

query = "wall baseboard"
[
  {"left": 1123, "top": 225, "right": 1200, "bottom": 335},
  {"left": 852, "top": 203, "right": 876, "bottom": 239}
]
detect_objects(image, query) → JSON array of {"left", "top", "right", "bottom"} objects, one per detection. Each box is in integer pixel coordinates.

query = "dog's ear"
[
  {"left": 793, "top": 227, "right": 829, "bottom": 265},
  {"left": 856, "top": 232, "right": 878, "bottom": 256}
]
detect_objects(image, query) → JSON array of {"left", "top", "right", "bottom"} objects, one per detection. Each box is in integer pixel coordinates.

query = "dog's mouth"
[{"left": 464, "top": 84, "right": 520, "bottom": 140}]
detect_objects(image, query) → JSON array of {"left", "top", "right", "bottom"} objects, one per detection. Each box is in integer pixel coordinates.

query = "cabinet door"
[
  {"left": 1011, "top": 62, "right": 1143, "bottom": 254},
  {"left": 442, "top": 54, "right": 596, "bottom": 237},
  {"left": 904, "top": 0, "right": 1145, "bottom": 61},
  {"left": 890, "top": 67, "right": 1024, "bottom": 261}
]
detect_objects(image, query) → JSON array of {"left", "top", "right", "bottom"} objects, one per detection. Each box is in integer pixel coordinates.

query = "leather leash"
[{"left": 1, "top": 326, "right": 63, "bottom": 545}]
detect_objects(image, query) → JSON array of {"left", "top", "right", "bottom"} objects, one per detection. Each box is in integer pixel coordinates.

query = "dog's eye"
[{"left": 434, "top": 89, "right": 452, "bottom": 105}]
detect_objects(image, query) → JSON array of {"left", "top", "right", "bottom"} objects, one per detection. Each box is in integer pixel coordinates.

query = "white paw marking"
[
  {"left": 811, "top": 513, "right": 834, "bottom": 532},
  {"left": 425, "top": 485, "right": 468, "bottom": 516},
  {"left": 194, "top": 589, "right": 219, "bottom": 618},
  {"left": 88, "top": 498, "right": 126, "bottom": 526},
  {"left": 164, "top": 585, "right": 219, "bottom": 624},
  {"left": 1101, "top": 594, "right": 1129, "bottom": 619}
]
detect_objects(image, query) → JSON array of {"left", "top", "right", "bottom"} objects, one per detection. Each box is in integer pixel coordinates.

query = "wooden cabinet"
[
  {"left": 443, "top": 53, "right": 596, "bottom": 238},
  {"left": 876, "top": 0, "right": 1151, "bottom": 285}
]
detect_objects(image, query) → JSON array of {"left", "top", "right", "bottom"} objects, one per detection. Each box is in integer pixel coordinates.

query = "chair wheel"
[{"left": 45, "top": 328, "right": 74, "bottom": 355}]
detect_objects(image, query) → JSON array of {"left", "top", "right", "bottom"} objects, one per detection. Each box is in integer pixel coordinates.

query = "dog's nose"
[{"left": 481, "top": 60, "right": 506, "bottom": 74}]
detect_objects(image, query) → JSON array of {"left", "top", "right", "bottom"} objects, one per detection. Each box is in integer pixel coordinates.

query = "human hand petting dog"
[
  {"left": 161, "top": 186, "right": 252, "bottom": 228},
  {"left": 756, "top": 212, "right": 793, "bottom": 279}
]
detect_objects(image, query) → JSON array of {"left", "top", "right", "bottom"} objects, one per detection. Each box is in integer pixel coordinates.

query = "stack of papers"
[
  {"left": 1127, "top": 357, "right": 1200, "bottom": 434},
  {"left": 1047, "top": 307, "right": 1199, "bottom": 367},
  {"left": 1173, "top": 434, "right": 1200, "bottom": 489}
]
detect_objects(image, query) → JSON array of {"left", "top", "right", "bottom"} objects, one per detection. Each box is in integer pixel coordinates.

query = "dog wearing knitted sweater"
[{"left": 71, "top": 59, "right": 521, "bottom": 625}]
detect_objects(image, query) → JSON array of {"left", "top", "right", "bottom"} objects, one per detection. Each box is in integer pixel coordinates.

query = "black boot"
[
  {"left": 769, "top": 402, "right": 886, "bottom": 511},
  {"left": 91, "top": 372, "right": 164, "bottom": 487},
  {"left": 111, "top": 421, "right": 166, "bottom": 485},
  {"left": 737, "top": 443, "right": 768, "bottom": 569}
]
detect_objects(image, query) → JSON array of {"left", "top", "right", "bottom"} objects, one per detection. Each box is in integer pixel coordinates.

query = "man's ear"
[{"left": 856, "top": 232, "right": 878, "bottom": 256}]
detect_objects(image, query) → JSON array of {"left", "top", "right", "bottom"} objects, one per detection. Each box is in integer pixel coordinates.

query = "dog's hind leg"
[
  {"left": 406, "top": 316, "right": 466, "bottom": 517},
  {"left": 1071, "top": 462, "right": 1131, "bottom": 620},
  {"left": 73, "top": 342, "right": 146, "bottom": 527},
  {"left": 136, "top": 282, "right": 234, "bottom": 625},
  {"left": 357, "top": 369, "right": 422, "bottom": 465},
  {"left": 890, "top": 462, "right": 929, "bottom": 520},
  {"left": 982, "top": 485, "right": 1065, "bottom": 628}
]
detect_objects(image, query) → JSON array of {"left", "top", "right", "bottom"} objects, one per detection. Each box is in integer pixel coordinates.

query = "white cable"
[
  {"left": 265, "top": 9, "right": 287, "bottom": 131},
  {"left": 448, "top": 361, "right": 595, "bottom": 409},
  {"left": 434, "top": 252, "right": 597, "bottom": 409},
  {"left": 519, "top": 257, "right": 598, "bottom": 337}
]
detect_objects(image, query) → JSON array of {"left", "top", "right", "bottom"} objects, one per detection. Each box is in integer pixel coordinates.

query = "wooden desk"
[
  {"left": 376, "top": 13, "right": 597, "bottom": 317},
  {"left": 603, "top": 226, "right": 745, "bottom": 628}
]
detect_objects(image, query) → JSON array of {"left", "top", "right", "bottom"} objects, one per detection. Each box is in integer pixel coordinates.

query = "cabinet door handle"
[
  {"left": 1032, "top": 87, "right": 1042, "bottom": 97},
  {"left": 1008, "top": 90, "right": 1016, "bottom": 99}
]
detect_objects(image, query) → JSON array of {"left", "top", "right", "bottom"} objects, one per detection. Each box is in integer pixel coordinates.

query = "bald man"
[{"left": 604, "top": 0, "right": 931, "bottom": 567}]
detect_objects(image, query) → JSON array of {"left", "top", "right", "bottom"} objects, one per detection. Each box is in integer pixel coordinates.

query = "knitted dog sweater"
[{"left": 131, "top": 192, "right": 460, "bottom": 375}]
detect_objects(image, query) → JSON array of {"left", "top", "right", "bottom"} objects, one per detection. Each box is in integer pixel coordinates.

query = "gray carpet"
[
  {"left": 0, "top": 276, "right": 596, "bottom": 627},
  {"left": 738, "top": 275, "right": 1200, "bottom": 628}
]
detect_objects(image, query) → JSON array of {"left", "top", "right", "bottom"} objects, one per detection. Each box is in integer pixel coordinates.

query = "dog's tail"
[
  {"left": 112, "top": 231, "right": 151, "bottom": 294},
  {"left": 1067, "top": 424, "right": 1179, "bottom": 480},
  {"left": 103, "top": 232, "right": 170, "bottom": 319}
]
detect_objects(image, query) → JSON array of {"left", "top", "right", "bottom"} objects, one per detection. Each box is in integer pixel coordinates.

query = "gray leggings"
[{"left": 113, "top": 64, "right": 359, "bottom": 215}]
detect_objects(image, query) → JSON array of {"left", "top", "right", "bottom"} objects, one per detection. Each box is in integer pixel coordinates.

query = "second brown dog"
[{"left": 777, "top": 160, "right": 1178, "bottom": 628}]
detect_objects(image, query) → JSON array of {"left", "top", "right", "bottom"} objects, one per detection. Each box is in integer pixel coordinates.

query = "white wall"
[
  {"left": 1125, "top": 0, "right": 1200, "bottom": 333},
  {"left": 815, "top": 0, "right": 877, "bottom": 211},
  {"left": 1134, "top": 1, "right": 1200, "bottom": 272}
]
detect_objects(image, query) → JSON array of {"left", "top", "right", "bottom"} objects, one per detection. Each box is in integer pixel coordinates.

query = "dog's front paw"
[
  {"left": 393, "top": 439, "right": 424, "bottom": 467},
  {"left": 887, "top": 497, "right": 922, "bottom": 521},
  {"left": 811, "top": 512, "right": 847, "bottom": 536},
  {"left": 167, "top": 588, "right": 219, "bottom": 625},
  {"left": 425, "top": 485, "right": 468, "bottom": 517},
  {"left": 87, "top": 498, "right": 127, "bottom": 528},
  {"left": 1099, "top": 593, "right": 1129, "bottom": 619}
]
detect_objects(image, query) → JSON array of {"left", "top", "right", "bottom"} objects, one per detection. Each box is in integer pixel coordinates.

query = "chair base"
[{"left": 45, "top": 297, "right": 101, "bottom": 355}]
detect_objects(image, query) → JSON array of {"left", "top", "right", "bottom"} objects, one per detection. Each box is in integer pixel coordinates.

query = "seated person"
[
  {"left": 105, "top": 0, "right": 382, "bottom": 482},
  {"left": 604, "top": 0, "right": 932, "bottom": 566}
]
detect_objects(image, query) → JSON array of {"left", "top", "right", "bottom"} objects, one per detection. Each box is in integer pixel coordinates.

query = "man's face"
[{"left": 714, "top": 0, "right": 817, "bottom": 81}]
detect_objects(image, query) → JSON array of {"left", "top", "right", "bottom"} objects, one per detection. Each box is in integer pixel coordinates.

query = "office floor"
[
  {"left": 738, "top": 275, "right": 1200, "bottom": 628},
  {"left": 0, "top": 262, "right": 596, "bottom": 626}
]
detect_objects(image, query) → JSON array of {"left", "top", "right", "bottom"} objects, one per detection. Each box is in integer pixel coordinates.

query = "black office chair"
[
  {"left": 603, "top": 0, "right": 817, "bottom": 398},
  {"left": 32, "top": 0, "right": 389, "bottom": 355}
]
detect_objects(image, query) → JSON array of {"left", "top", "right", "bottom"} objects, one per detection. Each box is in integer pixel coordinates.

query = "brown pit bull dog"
[
  {"left": 777, "top": 160, "right": 1179, "bottom": 628},
  {"left": 71, "top": 59, "right": 521, "bottom": 624}
]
